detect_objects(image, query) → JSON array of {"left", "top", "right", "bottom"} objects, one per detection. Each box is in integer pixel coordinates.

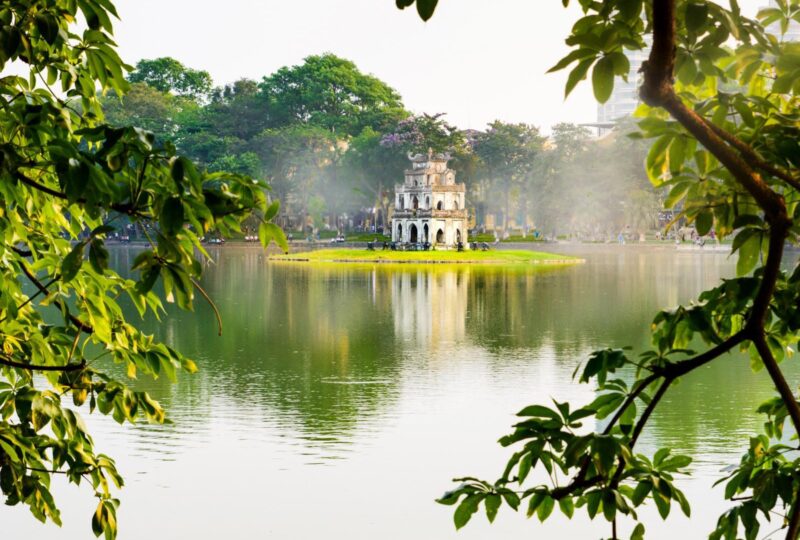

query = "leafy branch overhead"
[
  {"left": 396, "top": 0, "right": 439, "bottom": 21},
  {"left": 0, "top": 1, "right": 284, "bottom": 538},
  {"left": 398, "top": 1, "right": 800, "bottom": 539}
]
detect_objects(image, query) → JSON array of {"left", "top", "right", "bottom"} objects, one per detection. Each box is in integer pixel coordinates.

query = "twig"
[
  {"left": 190, "top": 277, "right": 222, "bottom": 336},
  {"left": 0, "top": 353, "right": 85, "bottom": 372}
]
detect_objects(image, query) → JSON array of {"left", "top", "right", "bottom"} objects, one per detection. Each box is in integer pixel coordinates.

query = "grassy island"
[{"left": 269, "top": 248, "right": 583, "bottom": 266}]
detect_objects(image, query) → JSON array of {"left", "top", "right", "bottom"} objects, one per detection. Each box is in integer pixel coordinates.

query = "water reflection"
[
  {"left": 6, "top": 246, "right": 799, "bottom": 540},
  {"left": 392, "top": 269, "right": 469, "bottom": 346}
]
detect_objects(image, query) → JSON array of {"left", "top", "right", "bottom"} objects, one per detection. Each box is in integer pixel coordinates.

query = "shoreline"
[
  {"left": 267, "top": 247, "right": 584, "bottom": 266},
  {"left": 270, "top": 256, "right": 583, "bottom": 265}
]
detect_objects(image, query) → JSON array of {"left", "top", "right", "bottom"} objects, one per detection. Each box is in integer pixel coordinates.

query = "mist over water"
[{"left": 3, "top": 245, "right": 794, "bottom": 539}]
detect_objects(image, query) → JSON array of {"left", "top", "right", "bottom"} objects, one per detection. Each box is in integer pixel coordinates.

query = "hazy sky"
[{"left": 112, "top": 0, "right": 765, "bottom": 132}]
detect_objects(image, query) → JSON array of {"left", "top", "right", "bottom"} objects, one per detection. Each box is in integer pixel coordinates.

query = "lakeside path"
[{"left": 268, "top": 247, "right": 583, "bottom": 265}]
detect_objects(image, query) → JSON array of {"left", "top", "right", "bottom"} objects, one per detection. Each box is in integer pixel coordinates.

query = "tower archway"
[
  {"left": 397, "top": 223, "right": 403, "bottom": 241},
  {"left": 423, "top": 223, "right": 429, "bottom": 242},
  {"left": 410, "top": 224, "right": 419, "bottom": 243},
  {"left": 436, "top": 229, "right": 444, "bottom": 244},
  {"left": 436, "top": 200, "right": 443, "bottom": 210}
]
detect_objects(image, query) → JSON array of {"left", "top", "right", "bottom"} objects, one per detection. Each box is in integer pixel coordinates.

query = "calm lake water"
[{"left": 4, "top": 245, "right": 797, "bottom": 539}]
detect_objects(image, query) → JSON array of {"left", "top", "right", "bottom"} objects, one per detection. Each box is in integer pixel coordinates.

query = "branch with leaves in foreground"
[
  {"left": 0, "top": 2, "right": 288, "bottom": 539},
  {"left": 398, "top": 0, "right": 800, "bottom": 538}
]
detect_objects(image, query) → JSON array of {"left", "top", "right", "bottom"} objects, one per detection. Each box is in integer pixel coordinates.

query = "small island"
[
  {"left": 271, "top": 152, "right": 582, "bottom": 266},
  {"left": 269, "top": 248, "right": 582, "bottom": 265}
]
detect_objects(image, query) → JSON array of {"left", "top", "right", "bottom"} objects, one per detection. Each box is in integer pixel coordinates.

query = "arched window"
[
  {"left": 412, "top": 196, "right": 419, "bottom": 210},
  {"left": 425, "top": 196, "right": 430, "bottom": 209},
  {"left": 398, "top": 197, "right": 404, "bottom": 210},
  {"left": 410, "top": 224, "right": 419, "bottom": 243},
  {"left": 423, "top": 223, "right": 429, "bottom": 242},
  {"left": 436, "top": 200, "right": 443, "bottom": 210},
  {"left": 397, "top": 223, "right": 403, "bottom": 240},
  {"left": 453, "top": 199, "right": 460, "bottom": 210},
  {"left": 436, "top": 229, "right": 444, "bottom": 243}
]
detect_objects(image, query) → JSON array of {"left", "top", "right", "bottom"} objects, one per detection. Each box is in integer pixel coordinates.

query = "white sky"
[{"left": 111, "top": 0, "right": 765, "bottom": 132}]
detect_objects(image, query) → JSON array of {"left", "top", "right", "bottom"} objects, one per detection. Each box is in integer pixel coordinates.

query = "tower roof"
[{"left": 408, "top": 148, "right": 451, "bottom": 164}]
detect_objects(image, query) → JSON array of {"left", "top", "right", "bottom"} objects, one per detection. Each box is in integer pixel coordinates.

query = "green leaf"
[
  {"left": 632, "top": 481, "right": 651, "bottom": 506},
  {"left": 264, "top": 199, "right": 281, "bottom": 221},
  {"left": 518, "top": 452, "right": 533, "bottom": 483},
  {"left": 631, "top": 523, "right": 646, "bottom": 540},
  {"left": 160, "top": 197, "right": 185, "bottom": 236},
  {"left": 602, "top": 490, "right": 617, "bottom": 522},
  {"left": 61, "top": 242, "right": 86, "bottom": 282},
  {"left": 501, "top": 490, "right": 520, "bottom": 511},
  {"left": 695, "top": 210, "right": 713, "bottom": 236},
  {"left": 592, "top": 56, "right": 615, "bottom": 104},
  {"left": 547, "top": 48, "right": 595, "bottom": 73},
  {"left": 653, "top": 491, "right": 671, "bottom": 519},
  {"left": 454, "top": 494, "right": 481, "bottom": 530},
  {"left": 527, "top": 491, "right": 546, "bottom": 517},
  {"left": 517, "top": 405, "right": 560, "bottom": 419},
  {"left": 665, "top": 181, "right": 692, "bottom": 209},
  {"left": 565, "top": 58, "right": 595, "bottom": 98},
  {"left": 415, "top": 0, "right": 439, "bottom": 21},
  {"left": 736, "top": 233, "right": 761, "bottom": 276},
  {"left": 436, "top": 489, "right": 462, "bottom": 506},
  {"left": 558, "top": 497, "right": 575, "bottom": 518},
  {"left": 89, "top": 238, "right": 110, "bottom": 274},
  {"left": 170, "top": 157, "right": 185, "bottom": 188},
  {"left": 537, "top": 495, "right": 555, "bottom": 522},
  {"left": 685, "top": 2, "right": 709, "bottom": 33},
  {"left": 259, "top": 222, "right": 289, "bottom": 253},
  {"left": 485, "top": 493, "right": 501, "bottom": 523}
]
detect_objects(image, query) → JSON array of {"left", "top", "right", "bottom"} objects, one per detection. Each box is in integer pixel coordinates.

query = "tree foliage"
[
  {"left": 0, "top": 1, "right": 284, "bottom": 538},
  {"left": 128, "top": 57, "right": 213, "bottom": 100},
  {"left": 398, "top": 0, "right": 800, "bottom": 539},
  {"left": 259, "top": 53, "right": 406, "bottom": 137},
  {"left": 106, "top": 52, "right": 661, "bottom": 238},
  {"left": 473, "top": 122, "right": 544, "bottom": 232}
]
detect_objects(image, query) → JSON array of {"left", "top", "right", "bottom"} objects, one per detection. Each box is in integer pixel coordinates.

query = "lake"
[{"left": 3, "top": 245, "right": 794, "bottom": 539}]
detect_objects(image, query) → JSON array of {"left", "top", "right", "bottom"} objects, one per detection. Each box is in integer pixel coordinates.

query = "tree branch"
[
  {"left": 642, "top": 3, "right": 799, "bottom": 537},
  {"left": 15, "top": 171, "right": 145, "bottom": 217},
  {"left": 190, "top": 276, "right": 222, "bottom": 336},
  {"left": 18, "top": 262, "right": 93, "bottom": 334},
  {"left": 0, "top": 354, "right": 85, "bottom": 372},
  {"left": 641, "top": 0, "right": 786, "bottom": 222},
  {"left": 663, "top": 331, "right": 748, "bottom": 378},
  {"left": 704, "top": 121, "right": 800, "bottom": 192}
]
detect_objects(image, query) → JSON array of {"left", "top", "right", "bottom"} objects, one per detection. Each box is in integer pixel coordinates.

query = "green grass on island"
[{"left": 270, "top": 248, "right": 582, "bottom": 265}]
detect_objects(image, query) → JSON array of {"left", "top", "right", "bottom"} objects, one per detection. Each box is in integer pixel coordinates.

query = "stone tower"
[{"left": 391, "top": 150, "right": 468, "bottom": 247}]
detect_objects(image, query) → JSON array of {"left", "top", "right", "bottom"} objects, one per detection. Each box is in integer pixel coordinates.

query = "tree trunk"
[{"left": 504, "top": 182, "right": 510, "bottom": 234}]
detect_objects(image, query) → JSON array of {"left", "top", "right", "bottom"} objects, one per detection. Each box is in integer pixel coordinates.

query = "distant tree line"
[{"left": 103, "top": 54, "right": 662, "bottom": 239}]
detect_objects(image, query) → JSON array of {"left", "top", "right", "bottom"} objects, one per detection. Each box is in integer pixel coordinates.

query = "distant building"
[{"left": 391, "top": 151, "right": 468, "bottom": 247}]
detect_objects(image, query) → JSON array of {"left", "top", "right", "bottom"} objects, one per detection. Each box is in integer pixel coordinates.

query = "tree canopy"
[
  {"left": 260, "top": 53, "right": 407, "bottom": 137},
  {"left": 128, "top": 57, "right": 213, "bottom": 100},
  {"left": 103, "top": 52, "right": 662, "bottom": 239}
]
